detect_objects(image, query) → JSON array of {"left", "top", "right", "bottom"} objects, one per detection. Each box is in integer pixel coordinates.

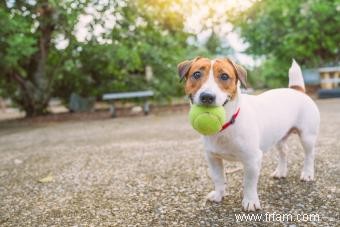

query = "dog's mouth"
[
  {"left": 189, "top": 95, "right": 231, "bottom": 108},
  {"left": 222, "top": 96, "right": 231, "bottom": 106}
]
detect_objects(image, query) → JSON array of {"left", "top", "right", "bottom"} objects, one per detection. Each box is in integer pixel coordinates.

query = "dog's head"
[{"left": 177, "top": 57, "right": 247, "bottom": 106}]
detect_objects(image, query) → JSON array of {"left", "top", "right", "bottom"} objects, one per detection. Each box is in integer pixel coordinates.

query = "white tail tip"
[{"left": 288, "top": 59, "right": 305, "bottom": 92}]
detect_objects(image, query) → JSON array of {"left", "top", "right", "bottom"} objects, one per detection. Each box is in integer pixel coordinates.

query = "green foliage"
[
  {"left": 0, "top": 0, "right": 192, "bottom": 115},
  {"left": 248, "top": 58, "right": 291, "bottom": 89},
  {"left": 0, "top": 8, "right": 36, "bottom": 74},
  {"left": 0, "top": 0, "right": 89, "bottom": 116},
  {"left": 231, "top": 0, "right": 340, "bottom": 87},
  {"left": 53, "top": 0, "right": 190, "bottom": 103},
  {"left": 205, "top": 32, "right": 233, "bottom": 57}
]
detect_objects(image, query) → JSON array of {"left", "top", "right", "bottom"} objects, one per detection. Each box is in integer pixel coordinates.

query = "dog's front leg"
[
  {"left": 205, "top": 152, "right": 226, "bottom": 202},
  {"left": 241, "top": 151, "right": 262, "bottom": 211}
]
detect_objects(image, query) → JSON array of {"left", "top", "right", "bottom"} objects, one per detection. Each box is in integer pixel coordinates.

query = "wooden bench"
[{"left": 102, "top": 90, "right": 154, "bottom": 117}]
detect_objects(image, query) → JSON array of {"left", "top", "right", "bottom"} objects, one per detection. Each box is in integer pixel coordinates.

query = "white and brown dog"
[{"left": 177, "top": 57, "right": 320, "bottom": 211}]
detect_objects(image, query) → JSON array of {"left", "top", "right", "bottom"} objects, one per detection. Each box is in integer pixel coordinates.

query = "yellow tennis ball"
[{"left": 189, "top": 105, "right": 226, "bottom": 135}]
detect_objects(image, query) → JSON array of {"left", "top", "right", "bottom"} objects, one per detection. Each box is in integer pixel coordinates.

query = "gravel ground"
[{"left": 0, "top": 99, "right": 339, "bottom": 227}]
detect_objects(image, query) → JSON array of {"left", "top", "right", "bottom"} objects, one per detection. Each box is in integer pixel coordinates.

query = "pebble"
[{"left": 14, "top": 159, "right": 23, "bottom": 165}]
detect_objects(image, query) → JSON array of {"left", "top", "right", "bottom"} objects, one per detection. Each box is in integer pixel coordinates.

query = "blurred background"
[
  {"left": 0, "top": 0, "right": 339, "bottom": 119},
  {"left": 1, "top": 1, "right": 339, "bottom": 225}
]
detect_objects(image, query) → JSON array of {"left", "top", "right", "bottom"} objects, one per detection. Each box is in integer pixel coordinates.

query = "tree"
[
  {"left": 54, "top": 0, "right": 191, "bottom": 103},
  {"left": 0, "top": 0, "right": 87, "bottom": 116},
  {"left": 230, "top": 0, "right": 340, "bottom": 87},
  {"left": 0, "top": 0, "right": 192, "bottom": 116}
]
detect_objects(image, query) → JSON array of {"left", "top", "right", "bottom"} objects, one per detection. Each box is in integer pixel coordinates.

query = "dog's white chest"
[{"left": 203, "top": 132, "right": 242, "bottom": 161}]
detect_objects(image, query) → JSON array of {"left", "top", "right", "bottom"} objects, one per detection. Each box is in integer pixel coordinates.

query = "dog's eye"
[
  {"left": 192, "top": 71, "right": 201, "bottom": 80},
  {"left": 220, "top": 73, "right": 230, "bottom": 81}
]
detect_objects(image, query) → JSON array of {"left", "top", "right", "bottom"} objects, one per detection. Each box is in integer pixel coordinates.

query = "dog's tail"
[{"left": 288, "top": 59, "right": 305, "bottom": 92}]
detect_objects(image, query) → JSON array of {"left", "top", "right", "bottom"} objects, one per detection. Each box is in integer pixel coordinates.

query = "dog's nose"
[{"left": 199, "top": 92, "right": 216, "bottom": 105}]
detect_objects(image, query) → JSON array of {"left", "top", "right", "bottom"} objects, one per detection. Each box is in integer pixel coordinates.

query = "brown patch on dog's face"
[
  {"left": 213, "top": 59, "right": 238, "bottom": 100},
  {"left": 177, "top": 57, "right": 247, "bottom": 106},
  {"left": 183, "top": 58, "right": 211, "bottom": 96}
]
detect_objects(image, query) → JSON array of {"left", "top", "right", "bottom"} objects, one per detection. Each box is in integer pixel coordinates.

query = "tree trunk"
[
  {"left": 11, "top": 72, "right": 48, "bottom": 117},
  {"left": 11, "top": 2, "right": 56, "bottom": 117}
]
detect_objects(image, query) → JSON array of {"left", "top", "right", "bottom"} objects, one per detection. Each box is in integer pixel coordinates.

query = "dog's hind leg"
[
  {"left": 299, "top": 133, "right": 317, "bottom": 181},
  {"left": 271, "top": 140, "right": 288, "bottom": 178}
]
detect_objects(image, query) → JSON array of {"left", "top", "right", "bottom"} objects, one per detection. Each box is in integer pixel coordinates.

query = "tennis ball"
[{"left": 189, "top": 105, "right": 226, "bottom": 135}]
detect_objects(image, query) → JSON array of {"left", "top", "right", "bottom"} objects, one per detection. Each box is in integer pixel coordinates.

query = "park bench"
[{"left": 102, "top": 90, "right": 154, "bottom": 117}]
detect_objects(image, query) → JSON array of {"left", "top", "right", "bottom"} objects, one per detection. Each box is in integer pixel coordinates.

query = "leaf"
[{"left": 38, "top": 174, "right": 54, "bottom": 183}]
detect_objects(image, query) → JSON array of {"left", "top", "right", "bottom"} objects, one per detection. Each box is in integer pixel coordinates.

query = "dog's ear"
[
  {"left": 177, "top": 60, "right": 192, "bottom": 82},
  {"left": 227, "top": 58, "right": 247, "bottom": 88},
  {"left": 177, "top": 56, "right": 201, "bottom": 82}
]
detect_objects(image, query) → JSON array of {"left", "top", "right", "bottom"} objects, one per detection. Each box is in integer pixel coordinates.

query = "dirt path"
[{"left": 0, "top": 99, "right": 339, "bottom": 226}]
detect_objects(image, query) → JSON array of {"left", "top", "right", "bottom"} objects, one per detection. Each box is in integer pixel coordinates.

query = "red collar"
[{"left": 220, "top": 108, "right": 240, "bottom": 132}]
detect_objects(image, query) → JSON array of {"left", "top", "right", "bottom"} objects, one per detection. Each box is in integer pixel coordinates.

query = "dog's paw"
[
  {"left": 300, "top": 171, "right": 314, "bottom": 181},
  {"left": 206, "top": 190, "right": 224, "bottom": 203},
  {"left": 242, "top": 197, "right": 261, "bottom": 212},
  {"left": 271, "top": 168, "right": 287, "bottom": 179}
]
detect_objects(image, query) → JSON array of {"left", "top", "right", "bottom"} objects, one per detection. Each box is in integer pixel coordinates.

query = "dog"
[{"left": 177, "top": 57, "right": 320, "bottom": 211}]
